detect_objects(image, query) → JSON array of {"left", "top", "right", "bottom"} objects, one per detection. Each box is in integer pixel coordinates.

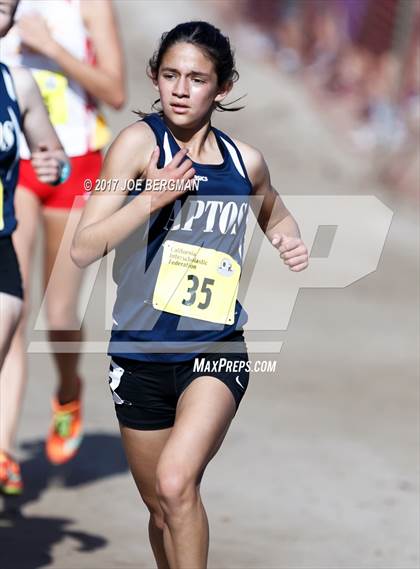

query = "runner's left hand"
[
  {"left": 31, "top": 145, "right": 62, "bottom": 185},
  {"left": 271, "top": 234, "right": 309, "bottom": 272},
  {"left": 17, "top": 14, "right": 56, "bottom": 57}
]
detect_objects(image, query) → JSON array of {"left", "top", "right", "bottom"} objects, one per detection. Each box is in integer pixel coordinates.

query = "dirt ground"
[{"left": 1, "top": 2, "right": 419, "bottom": 568}]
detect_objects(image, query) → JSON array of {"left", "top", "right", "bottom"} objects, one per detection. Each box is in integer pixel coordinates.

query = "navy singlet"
[
  {"left": 108, "top": 113, "right": 252, "bottom": 362},
  {"left": 0, "top": 63, "right": 21, "bottom": 238}
]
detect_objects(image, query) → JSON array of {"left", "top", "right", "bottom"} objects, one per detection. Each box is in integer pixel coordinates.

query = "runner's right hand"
[
  {"left": 143, "top": 146, "right": 195, "bottom": 207},
  {"left": 31, "top": 144, "right": 67, "bottom": 185}
]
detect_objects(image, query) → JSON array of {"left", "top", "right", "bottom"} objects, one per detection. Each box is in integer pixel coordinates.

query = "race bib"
[
  {"left": 0, "top": 178, "right": 4, "bottom": 231},
  {"left": 33, "top": 70, "right": 69, "bottom": 126},
  {"left": 152, "top": 240, "right": 240, "bottom": 325}
]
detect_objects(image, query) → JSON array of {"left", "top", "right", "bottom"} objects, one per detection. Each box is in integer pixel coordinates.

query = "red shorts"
[{"left": 18, "top": 151, "right": 102, "bottom": 209}]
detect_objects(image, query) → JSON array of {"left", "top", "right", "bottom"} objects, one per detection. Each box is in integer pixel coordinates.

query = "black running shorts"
[
  {"left": 0, "top": 236, "right": 23, "bottom": 299},
  {"left": 108, "top": 333, "right": 249, "bottom": 430}
]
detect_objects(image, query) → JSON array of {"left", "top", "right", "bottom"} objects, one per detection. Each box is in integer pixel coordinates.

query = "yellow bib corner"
[{"left": 33, "top": 70, "right": 69, "bottom": 126}]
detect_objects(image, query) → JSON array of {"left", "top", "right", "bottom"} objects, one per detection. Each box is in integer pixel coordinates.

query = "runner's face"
[
  {"left": 0, "top": 0, "right": 17, "bottom": 38},
  {"left": 155, "top": 42, "right": 229, "bottom": 125}
]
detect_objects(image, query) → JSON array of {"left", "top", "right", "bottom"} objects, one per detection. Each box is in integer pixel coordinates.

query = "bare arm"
[
  {"left": 238, "top": 140, "right": 308, "bottom": 272},
  {"left": 10, "top": 66, "right": 68, "bottom": 183},
  {"left": 17, "top": 0, "right": 125, "bottom": 109},
  {"left": 11, "top": 66, "right": 63, "bottom": 153},
  {"left": 237, "top": 141, "right": 300, "bottom": 239},
  {"left": 71, "top": 123, "right": 195, "bottom": 268}
]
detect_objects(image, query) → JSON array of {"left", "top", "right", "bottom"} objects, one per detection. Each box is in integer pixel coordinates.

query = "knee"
[
  {"left": 45, "top": 300, "right": 78, "bottom": 330},
  {"left": 155, "top": 466, "right": 197, "bottom": 516}
]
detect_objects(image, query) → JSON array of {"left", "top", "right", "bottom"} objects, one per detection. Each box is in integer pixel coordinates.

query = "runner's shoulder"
[
  {"left": 230, "top": 137, "right": 267, "bottom": 186},
  {"left": 107, "top": 120, "right": 156, "bottom": 174},
  {"left": 8, "top": 65, "right": 32, "bottom": 87},
  {"left": 8, "top": 67, "right": 38, "bottom": 113},
  {"left": 114, "top": 120, "right": 156, "bottom": 148}
]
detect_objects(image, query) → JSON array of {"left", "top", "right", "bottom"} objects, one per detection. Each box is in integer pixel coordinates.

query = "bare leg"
[
  {"left": 156, "top": 377, "right": 236, "bottom": 569},
  {"left": 0, "top": 293, "right": 22, "bottom": 371},
  {"left": 119, "top": 425, "right": 174, "bottom": 569},
  {"left": 0, "top": 187, "right": 40, "bottom": 454},
  {"left": 42, "top": 207, "right": 84, "bottom": 404}
]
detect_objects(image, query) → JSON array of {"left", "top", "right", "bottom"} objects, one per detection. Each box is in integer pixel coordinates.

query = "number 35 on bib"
[{"left": 152, "top": 240, "right": 240, "bottom": 325}]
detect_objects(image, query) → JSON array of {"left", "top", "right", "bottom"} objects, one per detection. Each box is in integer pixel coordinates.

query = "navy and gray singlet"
[
  {"left": 0, "top": 63, "right": 21, "bottom": 238},
  {"left": 108, "top": 113, "right": 252, "bottom": 362}
]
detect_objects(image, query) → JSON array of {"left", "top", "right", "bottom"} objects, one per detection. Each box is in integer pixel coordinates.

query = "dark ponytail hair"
[{"left": 137, "top": 21, "right": 244, "bottom": 116}]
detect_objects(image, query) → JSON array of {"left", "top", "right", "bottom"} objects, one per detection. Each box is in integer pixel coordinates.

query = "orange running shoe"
[
  {"left": 45, "top": 382, "right": 83, "bottom": 465},
  {"left": 0, "top": 451, "right": 23, "bottom": 495}
]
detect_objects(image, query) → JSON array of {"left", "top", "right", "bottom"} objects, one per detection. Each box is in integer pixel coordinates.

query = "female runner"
[
  {"left": 0, "top": 0, "right": 69, "bottom": 494},
  {"left": 0, "top": 0, "right": 125, "bottom": 480},
  {"left": 72, "top": 21, "right": 308, "bottom": 569}
]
